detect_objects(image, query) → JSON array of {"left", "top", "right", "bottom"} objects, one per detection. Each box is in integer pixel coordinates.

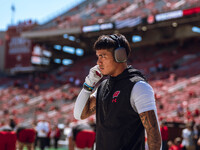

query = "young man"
[{"left": 74, "top": 33, "right": 161, "bottom": 150}]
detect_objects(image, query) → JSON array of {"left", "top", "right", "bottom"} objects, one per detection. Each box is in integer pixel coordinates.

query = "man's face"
[{"left": 96, "top": 49, "right": 119, "bottom": 77}]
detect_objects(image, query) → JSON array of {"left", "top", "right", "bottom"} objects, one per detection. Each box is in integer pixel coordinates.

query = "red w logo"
[{"left": 113, "top": 91, "right": 120, "bottom": 98}]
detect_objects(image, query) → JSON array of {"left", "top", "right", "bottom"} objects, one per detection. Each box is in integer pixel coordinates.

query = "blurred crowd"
[
  {"left": 0, "top": 116, "right": 62, "bottom": 150},
  {"left": 1, "top": 114, "right": 200, "bottom": 150},
  {"left": 160, "top": 120, "right": 200, "bottom": 150},
  {"left": 0, "top": 115, "right": 96, "bottom": 150},
  {"left": 38, "top": 0, "right": 200, "bottom": 30}
]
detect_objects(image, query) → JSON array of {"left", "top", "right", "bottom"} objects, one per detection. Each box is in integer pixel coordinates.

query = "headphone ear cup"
[{"left": 114, "top": 47, "right": 127, "bottom": 63}]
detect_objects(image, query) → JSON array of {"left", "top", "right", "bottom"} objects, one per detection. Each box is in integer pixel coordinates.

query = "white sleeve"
[
  {"left": 130, "top": 81, "right": 162, "bottom": 150},
  {"left": 130, "top": 81, "right": 157, "bottom": 114},
  {"left": 73, "top": 89, "right": 92, "bottom": 120}
]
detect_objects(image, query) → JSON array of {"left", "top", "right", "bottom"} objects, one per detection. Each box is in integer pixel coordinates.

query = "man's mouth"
[{"left": 99, "top": 67, "right": 103, "bottom": 71}]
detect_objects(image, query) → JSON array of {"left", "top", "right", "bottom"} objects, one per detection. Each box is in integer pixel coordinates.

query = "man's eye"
[{"left": 97, "top": 54, "right": 106, "bottom": 58}]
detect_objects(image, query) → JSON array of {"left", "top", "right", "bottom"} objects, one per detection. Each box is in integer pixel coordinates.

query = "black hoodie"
[{"left": 96, "top": 65, "right": 146, "bottom": 150}]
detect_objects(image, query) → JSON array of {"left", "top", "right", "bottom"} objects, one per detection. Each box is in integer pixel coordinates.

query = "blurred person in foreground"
[
  {"left": 182, "top": 122, "right": 195, "bottom": 150},
  {"left": 0, "top": 119, "right": 17, "bottom": 150},
  {"left": 160, "top": 120, "right": 169, "bottom": 150},
  {"left": 174, "top": 137, "right": 184, "bottom": 150},
  {"left": 168, "top": 137, "right": 184, "bottom": 150},
  {"left": 74, "top": 33, "right": 161, "bottom": 150},
  {"left": 50, "top": 124, "right": 61, "bottom": 149},
  {"left": 68, "top": 121, "right": 96, "bottom": 150},
  {"left": 36, "top": 119, "right": 50, "bottom": 150},
  {"left": 16, "top": 123, "right": 36, "bottom": 150}
]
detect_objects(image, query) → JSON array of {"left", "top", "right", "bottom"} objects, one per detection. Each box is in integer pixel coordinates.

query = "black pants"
[
  {"left": 38, "top": 137, "right": 47, "bottom": 150},
  {"left": 54, "top": 137, "right": 59, "bottom": 149},
  {"left": 162, "top": 140, "right": 168, "bottom": 150}
]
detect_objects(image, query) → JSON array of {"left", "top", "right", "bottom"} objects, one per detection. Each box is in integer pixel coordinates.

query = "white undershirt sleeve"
[
  {"left": 130, "top": 81, "right": 156, "bottom": 114},
  {"left": 130, "top": 81, "right": 160, "bottom": 124},
  {"left": 130, "top": 81, "right": 162, "bottom": 150},
  {"left": 73, "top": 89, "right": 92, "bottom": 120}
]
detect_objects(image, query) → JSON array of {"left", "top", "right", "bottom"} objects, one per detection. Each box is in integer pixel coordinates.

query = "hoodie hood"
[{"left": 109, "top": 65, "right": 146, "bottom": 82}]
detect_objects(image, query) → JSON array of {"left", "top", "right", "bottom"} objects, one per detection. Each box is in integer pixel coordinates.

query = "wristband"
[{"left": 83, "top": 83, "right": 94, "bottom": 91}]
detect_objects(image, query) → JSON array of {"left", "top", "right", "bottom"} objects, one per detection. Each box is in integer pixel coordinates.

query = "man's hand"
[
  {"left": 74, "top": 65, "right": 101, "bottom": 120},
  {"left": 84, "top": 65, "right": 103, "bottom": 89}
]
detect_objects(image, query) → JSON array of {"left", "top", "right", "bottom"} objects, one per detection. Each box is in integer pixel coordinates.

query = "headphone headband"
[{"left": 109, "top": 34, "right": 121, "bottom": 47}]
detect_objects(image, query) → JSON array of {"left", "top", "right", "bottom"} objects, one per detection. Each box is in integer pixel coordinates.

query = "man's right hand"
[{"left": 84, "top": 65, "right": 103, "bottom": 89}]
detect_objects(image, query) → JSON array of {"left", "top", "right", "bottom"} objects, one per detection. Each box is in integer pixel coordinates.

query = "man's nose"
[{"left": 97, "top": 58, "right": 101, "bottom": 65}]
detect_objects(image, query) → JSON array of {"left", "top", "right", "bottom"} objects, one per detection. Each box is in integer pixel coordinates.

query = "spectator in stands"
[
  {"left": 33, "top": 122, "right": 38, "bottom": 149},
  {"left": 169, "top": 137, "right": 184, "bottom": 150},
  {"left": 50, "top": 124, "right": 61, "bottom": 149},
  {"left": 160, "top": 120, "right": 169, "bottom": 150},
  {"left": 68, "top": 122, "right": 96, "bottom": 150},
  {"left": 36, "top": 119, "right": 50, "bottom": 150},
  {"left": 74, "top": 33, "right": 161, "bottom": 150},
  {"left": 9, "top": 116, "right": 17, "bottom": 130},
  {"left": 193, "top": 124, "right": 200, "bottom": 150},
  {"left": 196, "top": 124, "right": 200, "bottom": 150},
  {"left": 193, "top": 108, "right": 199, "bottom": 117},
  {"left": 69, "top": 76, "right": 75, "bottom": 85},
  {"left": 168, "top": 73, "right": 177, "bottom": 82},
  {"left": 16, "top": 124, "right": 36, "bottom": 150},
  {"left": 168, "top": 140, "right": 175, "bottom": 150},
  {"left": 47, "top": 127, "right": 51, "bottom": 148},
  {"left": 75, "top": 78, "right": 81, "bottom": 87},
  {"left": 182, "top": 122, "right": 195, "bottom": 150},
  {"left": 174, "top": 137, "right": 184, "bottom": 150},
  {"left": 186, "top": 107, "right": 193, "bottom": 121},
  {"left": 177, "top": 103, "right": 184, "bottom": 117}
]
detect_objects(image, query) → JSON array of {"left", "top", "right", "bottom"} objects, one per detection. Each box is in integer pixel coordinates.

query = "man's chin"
[{"left": 102, "top": 73, "right": 108, "bottom": 76}]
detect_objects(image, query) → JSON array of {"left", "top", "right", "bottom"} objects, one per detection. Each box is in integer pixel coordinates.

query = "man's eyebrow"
[{"left": 97, "top": 53, "right": 105, "bottom": 57}]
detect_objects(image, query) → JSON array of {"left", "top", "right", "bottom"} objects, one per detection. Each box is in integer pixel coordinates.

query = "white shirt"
[
  {"left": 36, "top": 121, "right": 49, "bottom": 137},
  {"left": 182, "top": 128, "right": 194, "bottom": 146}
]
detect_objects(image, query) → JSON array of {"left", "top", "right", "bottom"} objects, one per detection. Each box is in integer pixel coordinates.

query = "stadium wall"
[
  {"left": 0, "top": 31, "right": 5, "bottom": 72},
  {"left": 5, "top": 27, "right": 33, "bottom": 74}
]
